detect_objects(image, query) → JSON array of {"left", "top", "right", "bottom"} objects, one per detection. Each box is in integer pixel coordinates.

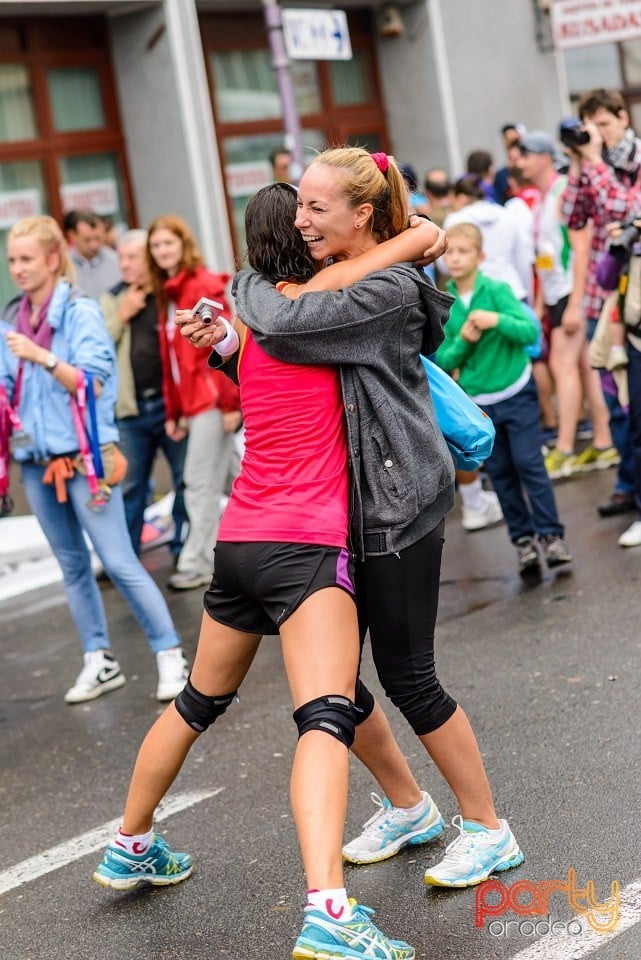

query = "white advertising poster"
[
  {"left": 551, "top": 0, "right": 641, "bottom": 49},
  {"left": 60, "top": 179, "right": 118, "bottom": 215},
  {"left": 282, "top": 8, "right": 352, "bottom": 60},
  {"left": 225, "top": 162, "right": 273, "bottom": 199},
  {"left": 0, "top": 189, "right": 41, "bottom": 230}
]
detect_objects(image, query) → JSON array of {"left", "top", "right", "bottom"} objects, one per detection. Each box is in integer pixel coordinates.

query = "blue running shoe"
[
  {"left": 93, "top": 833, "right": 193, "bottom": 890},
  {"left": 424, "top": 815, "right": 524, "bottom": 888},
  {"left": 342, "top": 791, "right": 444, "bottom": 864},
  {"left": 293, "top": 899, "right": 414, "bottom": 960}
]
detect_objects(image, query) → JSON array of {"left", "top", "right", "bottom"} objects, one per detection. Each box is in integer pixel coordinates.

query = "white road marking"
[
  {"left": 0, "top": 788, "right": 223, "bottom": 896},
  {"left": 510, "top": 879, "right": 641, "bottom": 959}
]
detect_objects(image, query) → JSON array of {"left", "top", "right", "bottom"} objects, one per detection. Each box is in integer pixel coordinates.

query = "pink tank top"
[{"left": 218, "top": 328, "right": 349, "bottom": 547}]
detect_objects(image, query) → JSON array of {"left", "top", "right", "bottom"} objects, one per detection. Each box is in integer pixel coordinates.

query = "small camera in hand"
[
  {"left": 192, "top": 297, "right": 224, "bottom": 324},
  {"left": 609, "top": 221, "right": 641, "bottom": 260},
  {"left": 558, "top": 117, "right": 591, "bottom": 150}
]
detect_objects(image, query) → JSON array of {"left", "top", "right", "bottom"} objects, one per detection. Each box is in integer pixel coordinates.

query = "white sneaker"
[
  {"left": 424, "top": 815, "right": 524, "bottom": 888},
  {"left": 461, "top": 490, "right": 504, "bottom": 532},
  {"left": 156, "top": 647, "right": 188, "bottom": 701},
  {"left": 65, "top": 650, "right": 126, "bottom": 704},
  {"left": 342, "top": 791, "right": 444, "bottom": 864},
  {"left": 618, "top": 519, "right": 641, "bottom": 547}
]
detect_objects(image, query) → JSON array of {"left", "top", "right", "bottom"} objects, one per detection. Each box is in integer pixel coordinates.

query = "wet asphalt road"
[{"left": 1, "top": 467, "right": 640, "bottom": 960}]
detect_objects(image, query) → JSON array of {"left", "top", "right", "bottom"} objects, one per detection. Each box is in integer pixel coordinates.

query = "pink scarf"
[{"left": 16, "top": 290, "right": 55, "bottom": 350}]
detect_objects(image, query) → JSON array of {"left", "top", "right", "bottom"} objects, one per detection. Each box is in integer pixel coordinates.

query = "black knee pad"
[
  {"left": 174, "top": 679, "right": 237, "bottom": 733},
  {"left": 293, "top": 694, "right": 360, "bottom": 748},
  {"left": 353, "top": 679, "right": 375, "bottom": 725}
]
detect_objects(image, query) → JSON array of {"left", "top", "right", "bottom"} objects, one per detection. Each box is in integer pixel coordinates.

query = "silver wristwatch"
[{"left": 44, "top": 352, "right": 59, "bottom": 373}]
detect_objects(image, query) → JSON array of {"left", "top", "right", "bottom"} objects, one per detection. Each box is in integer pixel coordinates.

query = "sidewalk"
[{"left": 0, "top": 495, "right": 175, "bottom": 603}]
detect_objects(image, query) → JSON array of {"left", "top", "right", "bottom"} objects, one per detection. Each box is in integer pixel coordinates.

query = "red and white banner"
[
  {"left": 60, "top": 179, "right": 118, "bottom": 215},
  {"left": 0, "top": 189, "right": 41, "bottom": 230},
  {"left": 551, "top": 0, "right": 641, "bottom": 49}
]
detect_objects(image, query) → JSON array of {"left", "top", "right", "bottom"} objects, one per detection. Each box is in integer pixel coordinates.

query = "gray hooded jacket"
[{"left": 231, "top": 263, "right": 456, "bottom": 560}]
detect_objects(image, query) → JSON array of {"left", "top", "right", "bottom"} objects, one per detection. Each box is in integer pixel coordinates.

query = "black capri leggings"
[{"left": 355, "top": 519, "right": 457, "bottom": 736}]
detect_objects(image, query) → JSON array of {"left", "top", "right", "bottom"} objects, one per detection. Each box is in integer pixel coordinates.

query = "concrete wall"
[
  {"left": 375, "top": 0, "right": 565, "bottom": 181},
  {"left": 439, "top": 0, "right": 565, "bottom": 170},
  {"left": 108, "top": 7, "right": 201, "bottom": 231},
  {"left": 375, "top": 2, "right": 448, "bottom": 178}
]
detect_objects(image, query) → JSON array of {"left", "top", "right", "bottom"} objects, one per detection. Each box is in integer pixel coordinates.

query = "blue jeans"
[
  {"left": 480, "top": 376, "right": 564, "bottom": 543},
  {"left": 117, "top": 396, "right": 187, "bottom": 555},
  {"left": 601, "top": 382, "right": 635, "bottom": 496},
  {"left": 626, "top": 339, "right": 641, "bottom": 510},
  {"left": 21, "top": 461, "right": 181, "bottom": 655}
]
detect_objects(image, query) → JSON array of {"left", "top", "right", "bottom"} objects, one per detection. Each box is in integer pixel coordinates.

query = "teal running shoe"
[
  {"left": 424, "top": 815, "right": 524, "bottom": 888},
  {"left": 342, "top": 791, "right": 444, "bottom": 864},
  {"left": 292, "top": 899, "right": 414, "bottom": 960},
  {"left": 93, "top": 833, "right": 193, "bottom": 890}
]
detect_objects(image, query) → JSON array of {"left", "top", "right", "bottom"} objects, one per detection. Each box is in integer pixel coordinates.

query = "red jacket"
[{"left": 157, "top": 266, "right": 240, "bottom": 420}]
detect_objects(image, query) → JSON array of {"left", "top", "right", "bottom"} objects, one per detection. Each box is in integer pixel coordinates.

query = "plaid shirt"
[{"left": 560, "top": 147, "right": 641, "bottom": 321}]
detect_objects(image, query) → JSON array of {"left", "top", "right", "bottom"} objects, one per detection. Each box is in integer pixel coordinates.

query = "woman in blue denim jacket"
[{"left": 0, "top": 215, "right": 187, "bottom": 705}]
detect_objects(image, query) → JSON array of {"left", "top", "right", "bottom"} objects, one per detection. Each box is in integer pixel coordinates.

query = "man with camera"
[
  {"left": 517, "top": 131, "right": 614, "bottom": 480},
  {"left": 560, "top": 88, "right": 641, "bottom": 515}
]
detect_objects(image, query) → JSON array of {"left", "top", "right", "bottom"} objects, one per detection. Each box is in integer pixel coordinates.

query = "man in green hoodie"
[{"left": 436, "top": 222, "right": 572, "bottom": 576}]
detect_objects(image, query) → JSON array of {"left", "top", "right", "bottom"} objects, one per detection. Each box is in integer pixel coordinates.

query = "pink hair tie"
[{"left": 371, "top": 152, "right": 389, "bottom": 174}]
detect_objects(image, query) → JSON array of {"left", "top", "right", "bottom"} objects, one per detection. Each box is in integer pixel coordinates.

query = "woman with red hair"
[{"left": 146, "top": 215, "right": 241, "bottom": 590}]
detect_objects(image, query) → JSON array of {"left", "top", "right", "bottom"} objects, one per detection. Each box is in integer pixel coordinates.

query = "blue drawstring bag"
[{"left": 421, "top": 355, "right": 495, "bottom": 470}]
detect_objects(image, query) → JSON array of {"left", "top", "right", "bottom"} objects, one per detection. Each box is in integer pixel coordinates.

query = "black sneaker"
[
  {"left": 597, "top": 493, "right": 636, "bottom": 517},
  {"left": 541, "top": 535, "right": 572, "bottom": 568},
  {"left": 515, "top": 536, "right": 541, "bottom": 576}
]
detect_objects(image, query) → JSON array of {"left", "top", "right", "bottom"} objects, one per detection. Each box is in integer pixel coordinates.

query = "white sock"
[
  {"left": 459, "top": 477, "right": 484, "bottom": 511},
  {"left": 307, "top": 887, "right": 352, "bottom": 921},
  {"left": 114, "top": 827, "right": 153, "bottom": 855},
  {"left": 396, "top": 793, "right": 427, "bottom": 816}
]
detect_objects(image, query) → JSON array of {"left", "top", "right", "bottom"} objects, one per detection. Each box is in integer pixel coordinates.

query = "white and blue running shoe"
[
  {"left": 424, "top": 815, "right": 524, "bottom": 888},
  {"left": 93, "top": 833, "right": 193, "bottom": 890},
  {"left": 293, "top": 899, "right": 414, "bottom": 960},
  {"left": 342, "top": 791, "right": 444, "bottom": 864}
]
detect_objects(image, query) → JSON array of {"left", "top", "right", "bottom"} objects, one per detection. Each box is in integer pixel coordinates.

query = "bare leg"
[
  {"left": 280, "top": 587, "right": 359, "bottom": 891},
  {"left": 579, "top": 344, "right": 613, "bottom": 449},
  {"left": 121, "top": 612, "right": 261, "bottom": 835},
  {"left": 549, "top": 326, "right": 584, "bottom": 453},
  {"left": 351, "top": 702, "right": 422, "bottom": 808},
  {"left": 419, "top": 706, "right": 499, "bottom": 829}
]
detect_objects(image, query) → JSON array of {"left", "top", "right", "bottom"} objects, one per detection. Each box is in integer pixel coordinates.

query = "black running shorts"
[{"left": 203, "top": 541, "right": 355, "bottom": 635}]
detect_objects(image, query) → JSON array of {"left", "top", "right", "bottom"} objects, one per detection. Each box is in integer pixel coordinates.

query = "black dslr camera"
[
  {"left": 609, "top": 221, "right": 641, "bottom": 260},
  {"left": 558, "top": 117, "right": 591, "bottom": 150}
]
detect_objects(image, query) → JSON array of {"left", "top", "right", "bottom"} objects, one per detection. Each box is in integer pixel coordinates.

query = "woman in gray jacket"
[{"left": 229, "top": 147, "right": 524, "bottom": 889}]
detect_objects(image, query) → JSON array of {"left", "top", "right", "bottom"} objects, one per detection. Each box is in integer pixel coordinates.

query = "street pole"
[{"left": 262, "top": 0, "right": 305, "bottom": 181}]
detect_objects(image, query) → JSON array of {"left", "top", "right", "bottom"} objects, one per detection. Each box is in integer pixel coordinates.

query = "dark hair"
[
  {"left": 578, "top": 87, "right": 627, "bottom": 120},
  {"left": 453, "top": 174, "right": 485, "bottom": 202},
  {"left": 397, "top": 162, "right": 418, "bottom": 193},
  {"left": 269, "top": 148, "right": 292, "bottom": 167},
  {"left": 63, "top": 208, "right": 101, "bottom": 232},
  {"left": 424, "top": 168, "right": 451, "bottom": 198},
  {"left": 507, "top": 166, "right": 528, "bottom": 189},
  {"left": 244, "top": 183, "right": 315, "bottom": 285},
  {"left": 466, "top": 150, "right": 493, "bottom": 177},
  {"left": 500, "top": 123, "right": 519, "bottom": 136}
]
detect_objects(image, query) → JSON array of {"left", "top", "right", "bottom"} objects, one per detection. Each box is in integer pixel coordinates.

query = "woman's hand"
[
  {"left": 409, "top": 219, "right": 448, "bottom": 266},
  {"left": 175, "top": 308, "right": 226, "bottom": 349},
  {"left": 165, "top": 418, "right": 188, "bottom": 441},
  {"left": 5, "top": 332, "right": 48, "bottom": 365}
]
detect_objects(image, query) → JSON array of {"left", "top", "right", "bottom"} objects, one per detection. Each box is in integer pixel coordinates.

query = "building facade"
[{"left": 0, "top": 0, "right": 639, "bottom": 304}]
